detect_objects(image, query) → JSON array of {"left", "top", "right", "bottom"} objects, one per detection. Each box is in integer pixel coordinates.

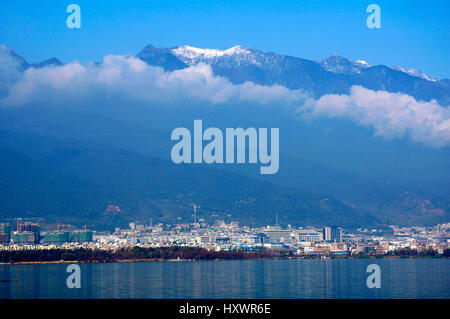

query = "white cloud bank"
[
  {"left": 1, "top": 54, "right": 305, "bottom": 106},
  {"left": 299, "top": 86, "right": 450, "bottom": 148},
  {"left": 0, "top": 49, "right": 449, "bottom": 148}
]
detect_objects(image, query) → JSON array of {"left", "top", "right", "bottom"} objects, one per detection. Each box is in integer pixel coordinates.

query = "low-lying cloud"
[
  {"left": 1, "top": 54, "right": 306, "bottom": 107},
  {"left": 1, "top": 48, "right": 449, "bottom": 148},
  {"left": 299, "top": 86, "right": 450, "bottom": 148}
]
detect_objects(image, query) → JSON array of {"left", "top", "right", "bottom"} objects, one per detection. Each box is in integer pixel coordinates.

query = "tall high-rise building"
[
  {"left": 41, "top": 230, "right": 93, "bottom": 244},
  {"left": 13, "top": 232, "right": 37, "bottom": 244},
  {"left": 323, "top": 226, "right": 343, "bottom": 243},
  {"left": 323, "top": 227, "right": 331, "bottom": 241},
  {"left": 331, "top": 226, "right": 343, "bottom": 243},
  {"left": 16, "top": 221, "right": 40, "bottom": 243},
  {"left": 0, "top": 223, "right": 11, "bottom": 244}
]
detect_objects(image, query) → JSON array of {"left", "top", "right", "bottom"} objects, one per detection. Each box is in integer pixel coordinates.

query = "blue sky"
[{"left": 0, "top": 0, "right": 449, "bottom": 78}]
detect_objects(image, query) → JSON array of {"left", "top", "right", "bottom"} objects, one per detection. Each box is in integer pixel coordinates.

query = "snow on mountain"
[
  {"left": 390, "top": 66, "right": 438, "bottom": 82},
  {"left": 319, "top": 54, "right": 371, "bottom": 75},
  {"left": 355, "top": 60, "right": 372, "bottom": 68},
  {"left": 140, "top": 44, "right": 443, "bottom": 85},
  {"left": 170, "top": 45, "right": 267, "bottom": 67},
  {"left": 319, "top": 53, "right": 437, "bottom": 82},
  {"left": 171, "top": 45, "right": 251, "bottom": 60},
  {"left": 135, "top": 43, "right": 449, "bottom": 104}
]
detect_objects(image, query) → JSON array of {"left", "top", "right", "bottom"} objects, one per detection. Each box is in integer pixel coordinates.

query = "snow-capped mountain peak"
[
  {"left": 170, "top": 45, "right": 262, "bottom": 66},
  {"left": 171, "top": 45, "right": 251, "bottom": 59}
]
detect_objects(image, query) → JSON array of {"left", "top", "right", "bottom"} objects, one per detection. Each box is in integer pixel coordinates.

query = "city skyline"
[{"left": 1, "top": 216, "right": 449, "bottom": 258}]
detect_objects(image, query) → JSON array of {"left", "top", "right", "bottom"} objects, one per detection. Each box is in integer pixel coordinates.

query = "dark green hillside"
[{"left": 0, "top": 131, "right": 376, "bottom": 229}]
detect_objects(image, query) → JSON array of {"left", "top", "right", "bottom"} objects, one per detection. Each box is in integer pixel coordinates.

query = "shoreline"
[{"left": 0, "top": 255, "right": 446, "bottom": 265}]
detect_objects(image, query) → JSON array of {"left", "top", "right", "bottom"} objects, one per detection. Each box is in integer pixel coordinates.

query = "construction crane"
[
  {"left": 192, "top": 203, "right": 200, "bottom": 224},
  {"left": 83, "top": 224, "right": 95, "bottom": 231},
  {"left": 16, "top": 218, "right": 22, "bottom": 232}
]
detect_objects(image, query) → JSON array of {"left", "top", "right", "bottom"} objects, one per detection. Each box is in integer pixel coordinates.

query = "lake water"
[{"left": 0, "top": 259, "right": 449, "bottom": 298}]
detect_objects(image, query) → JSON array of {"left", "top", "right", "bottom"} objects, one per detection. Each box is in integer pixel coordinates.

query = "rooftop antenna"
[{"left": 275, "top": 212, "right": 278, "bottom": 227}]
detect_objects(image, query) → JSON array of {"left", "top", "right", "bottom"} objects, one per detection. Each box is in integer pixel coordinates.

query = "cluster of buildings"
[
  {"left": 346, "top": 224, "right": 450, "bottom": 255},
  {"left": 1, "top": 218, "right": 449, "bottom": 256},
  {"left": 94, "top": 220, "right": 449, "bottom": 256},
  {"left": 0, "top": 219, "right": 93, "bottom": 249}
]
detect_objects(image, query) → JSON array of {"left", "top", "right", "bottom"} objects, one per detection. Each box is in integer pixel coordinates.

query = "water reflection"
[{"left": 0, "top": 259, "right": 448, "bottom": 298}]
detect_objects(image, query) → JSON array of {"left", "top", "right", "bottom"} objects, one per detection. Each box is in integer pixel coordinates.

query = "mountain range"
[
  {"left": 8, "top": 43, "right": 449, "bottom": 104},
  {"left": 136, "top": 44, "right": 450, "bottom": 105},
  {"left": 0, "top": 44, "right": 448, "bottom": 229}
]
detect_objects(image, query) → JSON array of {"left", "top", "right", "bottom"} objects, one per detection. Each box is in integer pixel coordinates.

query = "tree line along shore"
[{"left": 0, "top": 246, "right": 448, "bottom": 264}]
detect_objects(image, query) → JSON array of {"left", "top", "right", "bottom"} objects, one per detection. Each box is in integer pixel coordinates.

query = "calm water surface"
[{"left": 0, "top": 259, "right": 448, "bottom": 298}]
